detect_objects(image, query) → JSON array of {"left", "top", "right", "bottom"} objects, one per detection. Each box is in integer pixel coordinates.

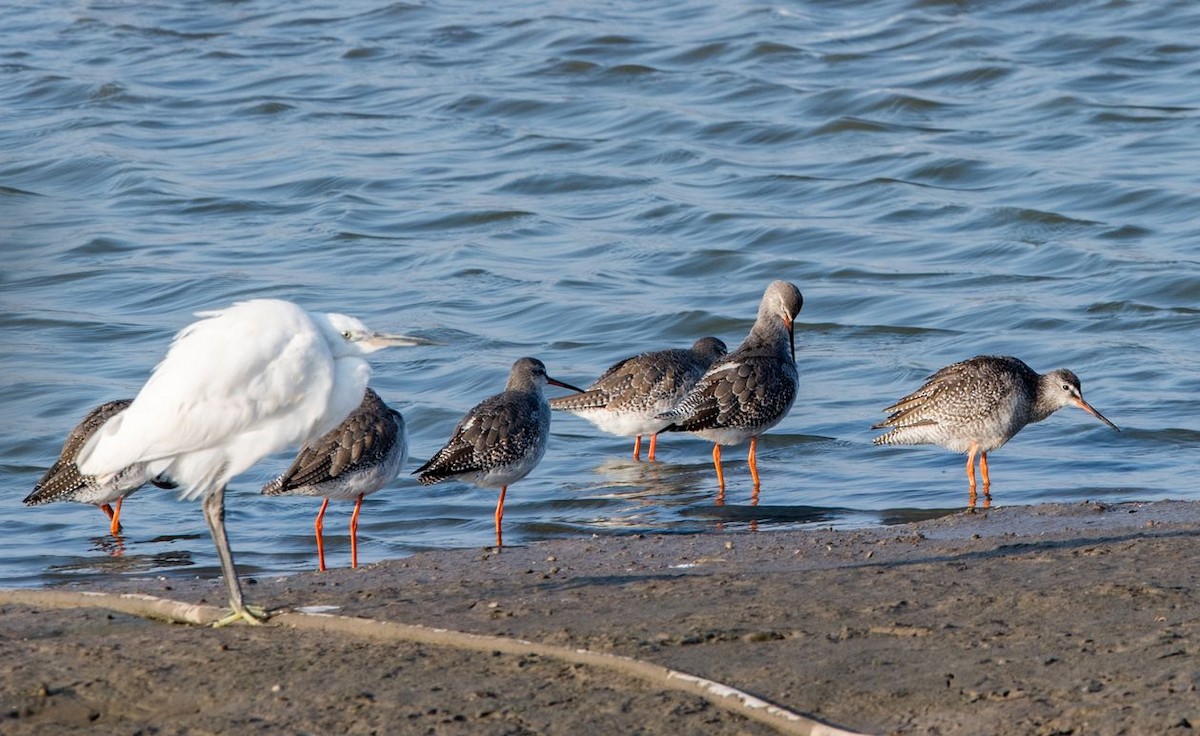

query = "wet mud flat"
[{"left": 4, "top": 500, "right": 1200, "bottom": 735}]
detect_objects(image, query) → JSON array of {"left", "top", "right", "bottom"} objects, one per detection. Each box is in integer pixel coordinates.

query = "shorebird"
[
  {"left": 414, "top": 357, "right": 583, "bottom": 547},
  {"left": 24, "top": 399, "right": 175, "bottom": 536},
  {"left": 548, "top": 337, "right": 728, "bottom": 461},
  {"left": 872, "top": 355, "right": 1119, "bottom": 505},
  {"left": 76, "top": 299, "right": 427, "bottom": 625},
  {"left": 656, "top": 281, "right": 803, "bottom": 492},
  {"left": 262, "top": 388, "right": 406, "bottom": 571}
]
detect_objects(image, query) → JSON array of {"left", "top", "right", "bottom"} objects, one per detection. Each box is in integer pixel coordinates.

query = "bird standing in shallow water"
[
  {"left": 549, "top": 337, "right": 727, "bottom": 461},
  {"left": 24, "top": 399, "right": 175, "bottom": 536},
  {"left": 656, "top": 281, "right": 803, "bottom": 496},
  {"left": 262, "top": 388, "right": 407, "bottom": 572},
  {"left": 415, "top": 357, "right": 583, "bottom": 547},
  {"left": 76, "top": 299, "right": 426, "bottom": 625},
  {"left": 872, "top": 355, "right": 1119, "bottom": 507}
]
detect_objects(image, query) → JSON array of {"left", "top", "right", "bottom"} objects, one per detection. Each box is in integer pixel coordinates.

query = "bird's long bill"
[
  {"left": 788, "top": 322, "right": 795, "bottom": 362},
  {"left": 1075, "top": 397, "right": 1119, "bottom": 431},
  {"left": 548, "top": 376, "right": 586, "bottom": 394},
  {"left": 364, "top": 332, "right": 437, "bottom": 349}
]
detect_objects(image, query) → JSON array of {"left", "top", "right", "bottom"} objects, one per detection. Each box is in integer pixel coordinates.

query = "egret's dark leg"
[{"left": 203, "top": 485, "right": 267, "bottom": 626}]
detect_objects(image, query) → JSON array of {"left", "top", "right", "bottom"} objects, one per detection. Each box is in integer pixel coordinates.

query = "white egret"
[{"left": 77, "top": 299, "right": 425, "bottom": 625}]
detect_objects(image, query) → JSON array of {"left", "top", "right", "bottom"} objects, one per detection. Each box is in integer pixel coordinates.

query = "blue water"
[{"left": 3, "top": 0, "right": 1198, "bottom": 587}]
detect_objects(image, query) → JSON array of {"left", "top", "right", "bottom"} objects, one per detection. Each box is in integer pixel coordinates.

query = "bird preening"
[
  {"left": 27, "top": 283, "right": 1124, "bottom": 627},
  {"left": 549, "top": 337, "right": 728, "bottom": 461},
  {"left": 656, "top": 280, "right": 803, "bottom": 500}
]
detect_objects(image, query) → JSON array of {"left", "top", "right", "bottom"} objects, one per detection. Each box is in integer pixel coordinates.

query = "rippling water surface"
[{"left": 3, "top": 0, "right": 1198, "bottom": 587}]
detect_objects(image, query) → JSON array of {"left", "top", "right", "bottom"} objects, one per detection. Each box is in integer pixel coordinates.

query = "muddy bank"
[{"left": 4, "top": 500, "right": 1200, "bottom": 735}]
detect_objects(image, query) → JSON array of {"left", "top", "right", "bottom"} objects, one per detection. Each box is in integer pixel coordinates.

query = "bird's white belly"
[
  {"left": 573, "top": 408, "right": 670, "bottom": 438},
  {"left": 690, "top": 426, "right": 756, "bottom": 446}
]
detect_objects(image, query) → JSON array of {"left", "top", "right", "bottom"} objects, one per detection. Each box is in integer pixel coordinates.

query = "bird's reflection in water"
[{"left": 49, "top": 547, "right": 195, "bottom": 577}]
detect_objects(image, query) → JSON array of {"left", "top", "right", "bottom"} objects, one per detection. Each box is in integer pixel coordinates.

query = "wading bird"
[
  {"left": 262, "top": 388, "right": 406, "bottom": 571},
  {"left": 25, "top": 399, "right": 175, "bottom": 535},
  {"left": 872, "top": 355, "right": 1119, "bottom": 507},
  {"left": 415, "top": 357, "right": 582, "bottom": 547},
  {"left": 77, "top": 299, "right": 425, "bottom": 625},
  {"left": 657, "top": 281, "right": 803, "bottom": 494},
  {"left": 549, "top": 337, "right": 727, "bottom": 461}
]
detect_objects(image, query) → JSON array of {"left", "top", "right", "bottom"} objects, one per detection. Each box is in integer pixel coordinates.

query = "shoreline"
[{"left": 5, "top": 499, "right": 1200, "bottom": 734}]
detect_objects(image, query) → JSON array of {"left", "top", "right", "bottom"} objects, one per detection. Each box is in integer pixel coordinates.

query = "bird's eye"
[
  {"left": 342, "top": 331, "right": 353, "bottom": 339},
  {"left": 1061, "top": 383, "right": 1070, "bottom": 391}
]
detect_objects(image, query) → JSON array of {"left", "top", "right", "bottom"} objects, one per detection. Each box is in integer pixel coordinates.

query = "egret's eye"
[{"left": 342, "top": 331, "right": 353, "bottom": 339}]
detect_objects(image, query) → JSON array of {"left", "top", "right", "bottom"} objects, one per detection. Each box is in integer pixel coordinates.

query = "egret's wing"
[{"left": 79, "top": 301, "right": 335, "bottom": 476}]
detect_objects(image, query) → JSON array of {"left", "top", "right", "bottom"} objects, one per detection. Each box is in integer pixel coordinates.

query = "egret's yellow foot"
[{"left": 213, "top": 603, "right": 270, "bottom": 627}]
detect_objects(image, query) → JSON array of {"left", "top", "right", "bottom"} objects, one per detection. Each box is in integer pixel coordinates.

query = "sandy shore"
[{"left": 4, "top": 499, "right": 1200, "bottom": 735}]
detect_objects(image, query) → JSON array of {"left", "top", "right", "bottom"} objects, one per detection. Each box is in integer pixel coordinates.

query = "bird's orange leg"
[
  {"left": 494, "top": 486, "right": 507, "bottom": 548},
  {"left": 647, "top": 434, "right": 658, "bottom": 461},
  {"left": 99, "top": 502, "right": 121, "bottom": 536},
  {"left": 315, "top": 498, "right": 330, "bottom": 572},
  {"left": 965, "top": 445, "right": 979, "bottom": 509},
  {"left": 980, "top": 452, "right": 991, "bottom": 488},
  {"left": 965, "top": 445, "right": 979, "bottom": 490},
  {"left": 349, "top": 494, "right": 364, "bottom": 569},
  {"left": 748, "top": 436, "right": 761, "bottom": 488},
  {"left": 712, "top": 444, "right": 726, "bottom": 490},
  {"left": 109, "top": 497, "right": 124, "bottom": 536},
  {"left": 632, "top": 436, "right": 642, "bottom": 461}
]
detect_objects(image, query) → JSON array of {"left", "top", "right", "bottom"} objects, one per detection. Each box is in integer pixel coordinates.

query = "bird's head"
[
  {"left": 759, "top": 280, "right": 803, "bottom": 361},
  {"left": 321, "top": 312, "right": 432, "bottom": 356},
  {"left": 1045, "top": 368, "right": 1119, "bottom": 431}
]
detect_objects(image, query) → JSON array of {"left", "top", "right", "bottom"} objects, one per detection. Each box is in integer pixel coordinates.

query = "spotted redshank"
[
  {"left": 548, "top": 337, "right": 728, "bottom": 461},
  {"left": 414, "top": 357, "right": 583, "bottom": 547},
  {"left": 262, "top": 388, "right": 407, "bottom": 571},
  {"left": 24, "top": 399, "right": 175, "bottom": 535},
  {"left": 872, "top": 354, "right": 1119, "bottom": 505},
  {"left": 656, "top": 281, "right": 803, "bottom": 492}
]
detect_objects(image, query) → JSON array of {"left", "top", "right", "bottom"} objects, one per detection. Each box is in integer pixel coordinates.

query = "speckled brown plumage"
[
  {"left": 549, "top": 337, "right": 727, "bottom": 460},
  {"left": 873, "top": 355, "right": 1119, "bottom": 498},
  {"left": 24, "top": 399, "right": 173, "bottom": 535},
  {"left": 262, "top": 388, "right": 406, "bottom": 570},
  {"left": 415, "top": 357, "right": 583, "bottom": 546},
  {"left": 657, "top": 281, "right": 803, "bottom": 490}
]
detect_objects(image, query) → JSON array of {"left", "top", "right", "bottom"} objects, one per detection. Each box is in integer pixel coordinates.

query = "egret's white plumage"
[{"left": 76, "top": 298, "right": 424, "bottom": 625}]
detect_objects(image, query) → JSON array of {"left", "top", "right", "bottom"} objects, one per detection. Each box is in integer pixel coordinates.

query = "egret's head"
[{"left": 321, "top": 312, "right": 431, "bottom": 355}]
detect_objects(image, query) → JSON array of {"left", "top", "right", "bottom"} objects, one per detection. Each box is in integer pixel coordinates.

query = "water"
[{"left": 3, "top": 0, "right": 1198, "bottom": 588}]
